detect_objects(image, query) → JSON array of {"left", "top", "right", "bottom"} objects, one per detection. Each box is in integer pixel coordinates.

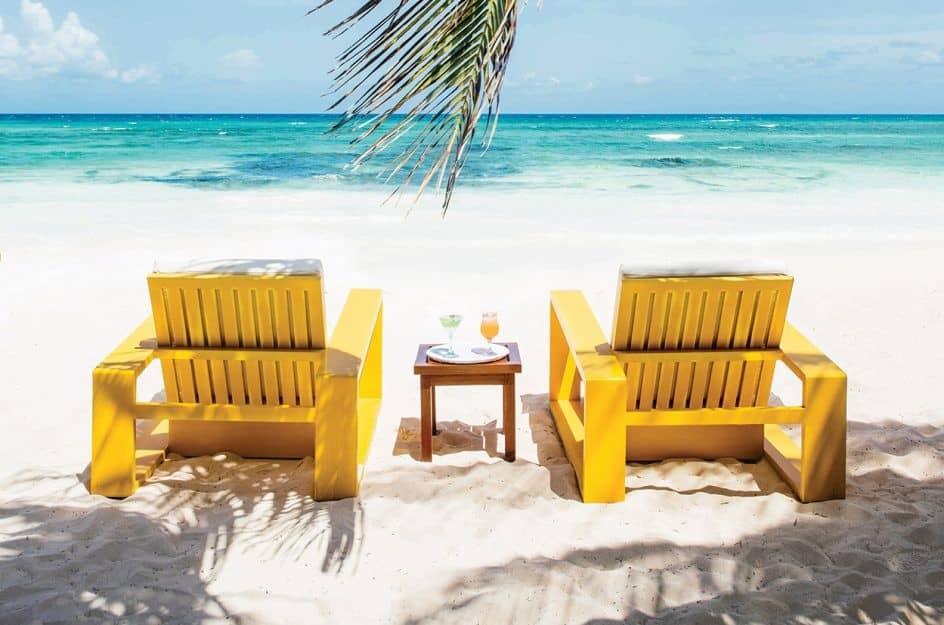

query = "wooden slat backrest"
[
  {"left": 147, "top": 269, "right": 326, "bottom": 407},
  {"left": 612, "top": 273, "right": 793, "bottom": 411}
]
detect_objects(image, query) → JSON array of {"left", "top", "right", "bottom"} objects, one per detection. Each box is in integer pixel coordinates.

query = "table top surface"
[{"left": 414, "top": 342, "right": 521, "bottom": 375}]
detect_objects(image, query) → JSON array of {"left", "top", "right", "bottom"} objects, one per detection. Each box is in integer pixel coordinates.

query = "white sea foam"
[
  {"left": 758, "top": 123, "right": 779, "bottom": 128},
  {"left": 289, "top": 121, "right": 307, "bottom": 126},
  {"left": 647, "top": 133, "right": 684, "bottom": 142},
  {"left": 711, "top": 118, "right": 739, "bottom": 123},
  {"left": 718, "top": 146, "right": 743, "bottom": 150},
  {"left": 218, "top": 131, "right": 228, "bottom": 136}
]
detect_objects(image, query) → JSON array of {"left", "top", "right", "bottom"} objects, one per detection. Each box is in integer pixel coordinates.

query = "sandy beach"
[{"left": 1, "top": 182, "right": 943, "bottom": 624}]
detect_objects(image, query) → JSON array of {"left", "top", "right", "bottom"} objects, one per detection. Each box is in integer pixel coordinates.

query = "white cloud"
[
  {"left": 0, "top": 16, "right": 22, "bottom": 78},
  {"left": 0, "top": 1, "right": 155, "bottom": 83},
  {"left": 914, "top": 49, "right": 941, "bottom": 65},
  {"left": 219, "top": 48, "right": 261, "bottom": 78},
  {"left": 120, "top": 64, "right": 159, "bottom": 84},
  {"left": 633, "top": 74, "right": 654, "bottom": 85}
]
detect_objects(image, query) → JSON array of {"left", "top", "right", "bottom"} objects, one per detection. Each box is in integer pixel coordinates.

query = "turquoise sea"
[{"left": 2, "top": 114, "right": 944, "bottom": 194}]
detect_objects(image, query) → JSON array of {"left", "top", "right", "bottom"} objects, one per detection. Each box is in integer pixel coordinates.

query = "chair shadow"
[
  {"left": 392, "top": 417, "right": 506, "bottom": 461},
  {"left": 522, "top": 393, "right": 583, "bottom": 501},
  {"left": 521, "top": 392, "right": 796, "bottom": 501}
]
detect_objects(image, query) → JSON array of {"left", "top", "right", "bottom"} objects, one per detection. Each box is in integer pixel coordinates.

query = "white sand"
[{"left": 1, "top": 182, "right": 942, "bottom": 624}]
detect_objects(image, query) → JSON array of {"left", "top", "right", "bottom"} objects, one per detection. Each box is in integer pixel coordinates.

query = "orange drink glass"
[{"left": 480, "top": 312, "right": 499, "bottom": 350}]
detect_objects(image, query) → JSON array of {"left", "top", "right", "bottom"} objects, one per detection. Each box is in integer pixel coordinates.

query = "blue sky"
[{"left": 1, "top": 0, "right": 942, "bottom": 113}]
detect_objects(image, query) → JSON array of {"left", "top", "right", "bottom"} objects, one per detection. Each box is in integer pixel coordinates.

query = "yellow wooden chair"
[
  {"left": 549, "top": 267, "right": 846, "bottom": 504},
  {"left": 91, "top": 259, "right": 382, "bottom": 501}
]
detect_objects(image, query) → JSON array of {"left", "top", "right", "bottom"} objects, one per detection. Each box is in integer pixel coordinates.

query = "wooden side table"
[{"left": 413, "top": 343, "right": 522, "bottom": 462}]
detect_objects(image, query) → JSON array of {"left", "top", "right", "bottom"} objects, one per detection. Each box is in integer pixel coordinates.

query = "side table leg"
[
  {"left": 431, "top": 385, "right": 438, "bottom": 435},
  {"left": 502, "top": 374, "right": 517, "bottom": 462},
  {"left": 420, "top": 377, "right": 433, "bottom": 462}
]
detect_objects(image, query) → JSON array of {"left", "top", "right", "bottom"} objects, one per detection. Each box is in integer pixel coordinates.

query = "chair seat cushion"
[
  {"left": 620, "top": 262, "right": 787, "bottom": 278},
  {"left": 155, "top": 258, "right": 323, "bottom": 276}
]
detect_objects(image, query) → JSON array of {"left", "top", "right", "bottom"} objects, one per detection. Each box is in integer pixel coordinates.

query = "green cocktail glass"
[{"left": 438, "top": 314, "right": 463, "bottom": 356}]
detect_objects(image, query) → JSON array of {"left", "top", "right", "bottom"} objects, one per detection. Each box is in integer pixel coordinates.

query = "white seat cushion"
[
  {"left": 156, "top": 258, "right": 323, "bottom": 276},
  {"left": 620, "top": 262, "right": 787, "bottom": 278}
]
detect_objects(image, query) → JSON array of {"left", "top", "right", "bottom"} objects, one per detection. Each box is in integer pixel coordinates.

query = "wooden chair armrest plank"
[
  {"left": 96, "top": 317, "right": 157, "bottom": 377},
  {"left": 550, "top": 291, "right": 624, "bottom": 383},
  {"left": 780, "top": 322, "right": 845, "bottom": 382},
  {"left": 322, "top": 288, "right": 383, "bottom": 378}
]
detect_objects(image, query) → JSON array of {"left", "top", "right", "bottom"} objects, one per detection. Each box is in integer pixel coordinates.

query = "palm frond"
[{"left": 311, "top": 0, "right": 528, "bottom": 215}]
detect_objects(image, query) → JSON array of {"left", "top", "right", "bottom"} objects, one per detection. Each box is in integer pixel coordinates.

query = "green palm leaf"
[{"left": 310, "top": 0, "right": 529, "bottom": 215}]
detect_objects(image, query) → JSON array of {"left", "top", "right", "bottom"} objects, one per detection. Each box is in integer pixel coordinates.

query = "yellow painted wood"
[
  {"left": 690, "top": 289, "right": 718, "bottom": 408},
  {"left": 201, "top": 288, "right": 231, "bottom": 404},
  {"left": 637, "top": 362, "right": 658, "bottom": 410},
  {"left": 154, "top": 347, "right": 325, "bottom": 363},
  {"left": 184, "top": 287, "right": 215, "bottom": 403},
  {"left": 763, "top": 424, "right": 801, "bottom": 493},
  {"left": 147, "top": 281, "right": 181, "bottom": 402},
  {"left": 550, "top": 292, "right": 626, "bottom": 383},
  {"left": 313, "top": 288, "right": 383, "bottom": 500},
  {"left": 781, "top": 322, "right": 847, "bottom": 502},
  {"left": 357, "top": 397, "right": 382, "bottom": 465},
  {"left": 236, "top": 286, "right": 265, "bottom": 405},
  {"left": 550, "top": 291, "right": 627, "bottom": 502},
  {"left": 274, "top": 288, "right": 297, "bottom": 406},
  {"left": 550, "top": 273, "right": 844, "bottom": 505},
  {"left": 217, "top": 287, "right": 247, "bottom": 405},
  {"left": 582, "top": 377, "right": 629, "bottom": 502},
  {"left": 290, "top": 288, "right": 315, "bottom": 406},
  {"left": 137, "top": 402, "right": 318, "bottom": 422},
  {"left": 314, "top": 365, "right": 359, "bottom": 499},
  {"left": 625, "top": 406, "right": 804, "bottom": 426},
  {"left": 92, "top": 272, "right": 381, "bottom": 501},
  {"left": 166, "top": 286, "right": 197, "bottom": 402},
  {"left": 615, "top": 348, "right": 782, "bottom": 365},
  {"left": 91, "top": 319, "right": 156, "bottom": 497}
]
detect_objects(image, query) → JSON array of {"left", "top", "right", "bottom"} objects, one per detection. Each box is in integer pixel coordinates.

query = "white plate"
[{"left": 426, "top": 343, "right": 509, "bottom": 365}]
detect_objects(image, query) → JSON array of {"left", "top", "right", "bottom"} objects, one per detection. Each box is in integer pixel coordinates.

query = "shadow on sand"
[
  {"left": 400, "top": 394, "right": 944, "bottom": 625},
  {"left": 0, "top": 455, "right": 363, "bottom": 624},
  {"left": 392, "top": 416, "right": 508, "bottom": 461}
]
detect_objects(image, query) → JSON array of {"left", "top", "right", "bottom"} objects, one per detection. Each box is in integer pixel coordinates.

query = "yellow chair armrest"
[
  {"left": 95, "top": 317, "right": 157, "bottom": 377},
  {"left": 780, "top": 322, "right": 845, "bottom": 383},
  {"left": 550, "top": 290, "right": 624, "bottom": 382},
  {"left": 323, "top": 288, "right": 383, "bottom": 378}
]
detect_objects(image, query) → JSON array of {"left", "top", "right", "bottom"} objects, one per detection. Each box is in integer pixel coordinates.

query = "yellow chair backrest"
[
  {"left": 147, "top": 259, "right": 326, "bottom": 407},
  {"left": 611, "top": 270, "right": 794, "bottom": 411}
]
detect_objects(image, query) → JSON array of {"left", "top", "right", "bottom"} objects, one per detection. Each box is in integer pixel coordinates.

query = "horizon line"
[{"left": 3, "top": 111, "right": 944, "bottom": 116}]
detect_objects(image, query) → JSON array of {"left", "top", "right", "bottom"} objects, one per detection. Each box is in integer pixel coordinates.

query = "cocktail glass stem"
[{"left": 447, "top": 328, "right": 456, "bottom": 355}]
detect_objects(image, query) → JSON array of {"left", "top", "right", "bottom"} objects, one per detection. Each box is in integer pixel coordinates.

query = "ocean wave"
[
  {"left": 288, "top": 121, "right": 307, "bottom": 126},
  {"left": 757, "top": 123, "right": 779, "bottom": 128},
  {"left": 218, "top": 131, "right": 228, "bottom": 135},
  {"left": 647, "top": 133, "right": 684, "bottom": 142},
  {"left": 711, "top": 118, "right": 739, "bottom": 123},
  {"left": 636, "top": 157, "right": 724, "bottom": 168},
  {"left": 717, "top": 146, "right": 743, "bottom": 150}
]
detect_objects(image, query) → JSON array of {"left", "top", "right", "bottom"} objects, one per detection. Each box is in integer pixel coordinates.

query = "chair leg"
[
  {"left": 799, "top": 374, "right": 847, "bottom": 502},
  {"left": 91, "top": 367, "right": 138, "bottom": 497},
  {"left": 314, "top": 374, "right": 359, "bottom": 500},
  {"left": 581, "top": 378, "right": 627, "bottom": 503}
]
